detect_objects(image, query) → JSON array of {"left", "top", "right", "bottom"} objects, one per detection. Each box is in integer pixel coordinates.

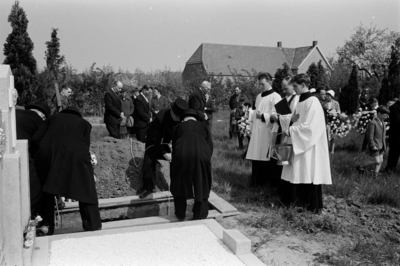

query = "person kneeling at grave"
[
  {"left": 33, "top": 107, "right": 101, "bottom": 234},
  {"left": 170, "top": 109, "right": 213, "bottom": 220},
  {"left": 16, "top": 102, "right": 51, "bottom": 219},
  {"left": 139, "top": 98, "right": 189, "bottom": 199}
]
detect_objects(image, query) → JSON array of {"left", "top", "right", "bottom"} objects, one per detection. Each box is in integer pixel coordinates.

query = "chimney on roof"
[
  {"left": 312, "top": 41, "right": 318, "bottom": 47},
  {"left": 277, "top": 41, "right": 282, "bottom": 48}
]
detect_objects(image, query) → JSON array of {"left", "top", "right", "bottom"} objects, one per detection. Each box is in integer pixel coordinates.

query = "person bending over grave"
[
  {"left": 357, "top": 106, "right": 390, "bottom": 178},
  {"left": 171, "top": 109, "right": 213, "bottom": 220},
  {"left": 138, "top": 98, "right": 189, "bottom": 199},
  {"left": 33, "top": 107, "right": 101, "bottom": 234},
  {"left": 16, "top": 102, "right": 51, "bottom": 218},
  {"left": 280, "top": 73, "right": 332, "bottom": 213}
]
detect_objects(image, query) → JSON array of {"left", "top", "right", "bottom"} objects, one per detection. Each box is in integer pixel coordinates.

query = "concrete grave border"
[{"left": 33, "top": 219, "right": 264, "bottom": 266}]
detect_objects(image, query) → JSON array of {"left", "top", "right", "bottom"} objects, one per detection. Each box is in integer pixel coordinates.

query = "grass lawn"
[
  {"left": 210, "top": 110, "right": 400, "bottom": 266},
  {"left": 87, "top": 111, "right": 400, "bottom": 265}
]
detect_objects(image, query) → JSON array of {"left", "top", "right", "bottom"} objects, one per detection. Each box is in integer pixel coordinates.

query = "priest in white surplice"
[
  {"left": 280, "top": 73, "right": 332, "bottom": 213},
  {"left": 246, "top": 73, "right": 282, "bottom": 186}
]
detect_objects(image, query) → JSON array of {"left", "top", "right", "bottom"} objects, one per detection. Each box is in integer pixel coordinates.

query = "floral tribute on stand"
[
  {"left": 238, "top": 116, "right": 251, "bottom": 138},
  {"left": 353, "top": 107, "right": 376, "bottom": 134},
  {"left": 327, "top": 110, "right": 352, "bottom": 139}
]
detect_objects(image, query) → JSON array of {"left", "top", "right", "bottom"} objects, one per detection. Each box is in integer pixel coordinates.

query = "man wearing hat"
[
  {"left": 139, "top": 98, "right": 189, "bottom": 199},
  {"left": 16, "top": 102, "right": 51, "bottom": 218},
  {"left": 33, "top": 107, "right": 102, "bottom": 234}
]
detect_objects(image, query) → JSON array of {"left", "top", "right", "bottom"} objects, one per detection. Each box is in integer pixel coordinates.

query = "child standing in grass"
[{"left": 357, "top": 106, "right": 390, "bottom": 178}]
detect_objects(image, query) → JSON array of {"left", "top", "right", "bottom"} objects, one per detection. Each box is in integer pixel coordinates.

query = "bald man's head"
[
  {"left": 201, "top": 81, "right": 211, "bottom": 92},
  {"left": 114, "top": 81, "right": 123, "bottom": 92}
]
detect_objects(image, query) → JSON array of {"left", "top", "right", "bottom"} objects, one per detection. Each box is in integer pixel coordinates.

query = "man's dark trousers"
[
  {"left": 106, "top": 123, "right": 120, "bottom": 139},
  {"left": 386, "top": 145, "right": 400, "bottom": 172},
  {"left": 136, "top": 127, "right": 147, "bottom": 143},
  {"left": 142, "top": 147, "right": 163, "bottom": 192}
]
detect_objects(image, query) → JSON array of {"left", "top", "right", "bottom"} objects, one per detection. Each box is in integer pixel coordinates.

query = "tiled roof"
[{"left": 185, "top": 43, "right": 318, "bottom": 76}]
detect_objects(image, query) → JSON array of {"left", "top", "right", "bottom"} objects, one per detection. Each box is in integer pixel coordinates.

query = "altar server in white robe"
[
  {"left": 246, "top": 73, "right": 282, "bottom": 186},
  {"left": 281, "top": 73, "right": 332, "bottom": 213},
  {"left": 277, "top": 75, "right": 299, "bottom": 144}
]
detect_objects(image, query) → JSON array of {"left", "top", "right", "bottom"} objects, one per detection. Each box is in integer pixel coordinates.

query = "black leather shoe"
[{"left": 356, "top": 165, "right": 365, "bottom": 175}]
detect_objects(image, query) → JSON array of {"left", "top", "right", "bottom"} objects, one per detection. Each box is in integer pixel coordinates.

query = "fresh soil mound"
[{"left": 91, "top": 137, "right": 170, "bottom": 199}]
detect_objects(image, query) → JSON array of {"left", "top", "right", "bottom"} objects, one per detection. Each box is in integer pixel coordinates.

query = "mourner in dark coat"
[
  {"left": 133, "top": 86, "right": 151, "bottom": 142},
  {"left": 386, "top": 98, "right": 400, "bottom": 172},
  {"left": 33, "top": 107, "right": 101, "bottom": 234},
  {"left": 139, "top": 98, "right": 189, "bottom": 199},
  {"left": 16, "top": 102, "right": 50, "bottom": 217},
  {"left": 104, "top": 81, "right": 124, "bottom": 139},
  {"left": 171, "top": 109, "right": 213, "bottom": 220},
  {"left": 120, "top": 89, "right": 134, "bottom": 138},
  {"left": 204, "top": 93, "right": 216, "bottom": 132},
  {"left": 229, "top": 86, "right": 245, "bottom": 139},
  {"left": 188, "top": 81, "right": 210, "bottom": 122}
]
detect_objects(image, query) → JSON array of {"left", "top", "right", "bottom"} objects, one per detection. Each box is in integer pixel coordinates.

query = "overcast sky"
[{"left": 0, "top": 0, "right": 399, "bottom": 73}]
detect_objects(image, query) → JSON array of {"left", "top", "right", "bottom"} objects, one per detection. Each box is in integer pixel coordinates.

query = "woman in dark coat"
[
  {"left": 170, "top": 109, "right": 213, "bottom": 220},
  {"left": 33, "top": 107, "right": 101, "bottom": 234}
]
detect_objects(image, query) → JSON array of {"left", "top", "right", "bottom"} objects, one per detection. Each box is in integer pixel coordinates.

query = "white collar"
[{"left": 183, "top": 117, "right": 196, "bottom": 122}]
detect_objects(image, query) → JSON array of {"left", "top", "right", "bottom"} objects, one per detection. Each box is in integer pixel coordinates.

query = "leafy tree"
[
  {"left": 336, "top": 23, "right": 400, "bottom": 80},
  {"left": 272, "top": 63, "right": 291, "bottom": 95},
  {"left": 3, "top": 1, "right": 37, "bottom": 105},
  {"left": 328, "top": 57, "right": 351, "bottom": 94},
  {"left": 339, "top": 65, "right": 360, "bottom": 114},
  {"left": 378, "top": 37, "right": 400, "bottom": 104}
]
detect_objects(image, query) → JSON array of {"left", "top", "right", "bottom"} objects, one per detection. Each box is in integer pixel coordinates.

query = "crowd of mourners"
[{"left": 15, "top": 72, "right": 400, "bottom": 236}]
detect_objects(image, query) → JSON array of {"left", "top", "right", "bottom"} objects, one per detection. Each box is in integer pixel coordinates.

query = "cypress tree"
[
  {"left": 317, "top": 60, "right": 329, "bottom": 90},
  {"left": 339, "top": 65, "right": 360, "bottom": 114},
  {"left": 45, "top": 28, "right": 65, "bottom": 75},
  {"left": 378, "top": 37, "right": 400, "bottom": 104},
  {"left": 3, "top": 1, "right": 37, "bottom": 105},
  {"left": 306, "top": 62, "right": 319, "bottom": 90}
]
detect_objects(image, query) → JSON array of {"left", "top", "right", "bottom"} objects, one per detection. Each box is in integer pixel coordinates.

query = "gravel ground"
[{"left": 48, "top": 225, "right": 245, "bottom": 266}]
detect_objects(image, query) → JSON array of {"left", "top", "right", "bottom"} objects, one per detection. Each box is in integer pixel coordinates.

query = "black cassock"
[
  {"left": 33, "top": 108, "right": 101, "bottom": 233},
  {"left": 170, "top": 120, "right": 213, "bottom": 220}
]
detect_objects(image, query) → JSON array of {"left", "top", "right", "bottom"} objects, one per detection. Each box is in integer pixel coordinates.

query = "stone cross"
[{"left": 0, "top": 65, "right": 32, "bottom": 266}]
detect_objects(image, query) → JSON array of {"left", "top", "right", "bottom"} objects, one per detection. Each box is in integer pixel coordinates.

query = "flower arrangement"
[
  {"left": 238, "top": 116, "right": 251, "bottom": 138},
  {"left": 327, "top": 110, "right": 352, "bottom": 138},
  {"left": 353, "top": 107, "right": 376, "bottom": 134},
  {"left": 0, "top": 127, "right": 6, "bottom": 159},
  {"left": 12, "top": 88, "right": 18, "bottom": 106},
  {"left": 91, "top": 152, "right": 98, "bottom": 182},
  {"left": 90, "top": 153, "right": 98, "bottom": 166},
  {"left": 23, "top": 215, "right": 47, "bottom": 248}
]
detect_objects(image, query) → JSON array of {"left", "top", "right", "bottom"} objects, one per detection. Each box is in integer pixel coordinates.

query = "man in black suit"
[
  {"left": 104, "top": 81, "right": 124, "bottom": 139},
  {"left": 134, "top": 85, "right": 151, "bottom": 142},
  {"left": 139, "top": 98, "right": 189, "bottom": 198},
  {"left": 189, "top": 81, "right": 211, "bottom": 122},
  {"left": 386, "top": 97, "right": 400, "bottom": 173},
  {"left": 16, "top": 102, "right": 51, "bottom": 217}
]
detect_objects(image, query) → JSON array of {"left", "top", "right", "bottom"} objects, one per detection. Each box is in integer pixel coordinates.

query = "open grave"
[{"left": 55, "top": 135, "right": 239, "bottom": 234}]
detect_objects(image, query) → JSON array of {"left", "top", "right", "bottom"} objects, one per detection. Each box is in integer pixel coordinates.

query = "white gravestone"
[{"left": 0, "top": 64, "right": 33, "bottom": 266}]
